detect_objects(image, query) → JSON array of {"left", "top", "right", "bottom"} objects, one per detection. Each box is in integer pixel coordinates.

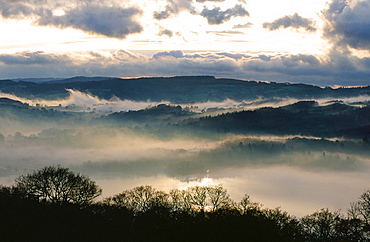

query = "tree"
[
  {"left": 187, "top": 186, "right": 208, "bottom": 212},
  {"left": 0, "top": 132, "right": 4, "bottom": 144},
  {"left": 104, "top": 185, "right": 169, "bottom": 213},
  {"left": 348, "top": 189, "right": 370, "bottom": 225},
  {"left": 301, "top": 208, "right": 341, "bottom": 241},
  {"left": 206, "top": 184, "right": 233, "bottom": 212},
  {"left": 264, "top": 208, "right": 303, "bottom": 240},
  {"left": 348, "top": 189, "right": 370, "bottom": 238},
  {"left": 169, "top": 188, "right": 192, "bottom": 213},
  {"left": 14, "top": 165, "right": 102, "bottom": 205},
  {"left": 238, "top": 193, "right": 263, "bottom": 216}
]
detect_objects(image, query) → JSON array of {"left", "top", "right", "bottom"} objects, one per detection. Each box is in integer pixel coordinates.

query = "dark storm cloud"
[
  {"left": 322, "top": 0, "right": 370, "bottom": 50},
  {"left": 262, "top": 13, "right": 316, "bottom": 32},
  {"left": 0, "top": 0, "right": 143, "bottom": 38},
  {"left": 37, "top": 6, "right": 143, "bottom": 39},
  {"left": 200, "top": 4, "right": 249, "bottom": 25}
]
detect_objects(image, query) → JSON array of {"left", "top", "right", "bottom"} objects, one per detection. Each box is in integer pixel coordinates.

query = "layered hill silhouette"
[
  {"left": 184, "top": 102, "right": 370, "bottom": 139},
  {"left": 1, "top": 75, "right": 370, "bottom": 102},
  {"left": 1, "top": 76, "right": 370, "bottom": 140}
]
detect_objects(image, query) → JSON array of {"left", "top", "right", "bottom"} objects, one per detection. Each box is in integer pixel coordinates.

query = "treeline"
[
  {"left": 2, "top": 76, "right": 370, "bottom": 102},
  {"left": 186, "top": 102, "right": 370, "bottom": 139},
  {"left": 1, "top": 166, "right": 369, "bottom": 241}
]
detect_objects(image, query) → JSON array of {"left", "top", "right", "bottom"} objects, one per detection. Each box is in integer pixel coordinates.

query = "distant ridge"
[
  {"left": 11, "top": 77, "right": 65, "bottom": 83},
  {"left": 46, "top": 76, "right": 115, "bottom": 83},
  {"left": 1, "top": 75, "right": 370, "bottom": 102},
  {"left": 10, "top": 76, "right": 114, "bottom": 83}
]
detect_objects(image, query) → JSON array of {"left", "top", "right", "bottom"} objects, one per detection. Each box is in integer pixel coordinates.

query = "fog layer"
[{"left": 0, "top": 91, "right": 369, "bottom": 217}]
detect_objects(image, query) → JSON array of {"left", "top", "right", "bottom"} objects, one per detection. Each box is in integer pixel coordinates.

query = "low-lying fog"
[
  {"left": 0, "top": 90, "right": 369, "bottom": 217},
  {"left": 2, "top": 89, "right": 370, "bottom": 114}
]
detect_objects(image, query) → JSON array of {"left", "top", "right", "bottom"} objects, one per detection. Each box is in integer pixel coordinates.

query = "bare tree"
[
  {"left": 169, "top": 188, "right": 192, "bottom": 212},
  {"left": 105, "top": 185, "right": 169, "bottom": 213},
  {"left": 206, "top": 184, "right": 233, "bottom": 212},
  {"left": 348, "top": 189, "right": 370, "bottom": 225},
  {"left": 187, "top": 186, "right": 208, "bottom": 212},
  {"left": 348, "top": 189, "right": 370, "bottom": 238},
  {"left": 15, "top": 165, "right": 102, "bottom": 205},
  {"left": 238, "top": 193, "right": 263, "bottom": 216},
  {"left": 301, "top": 208, "right": 341, "bottom": 241}
]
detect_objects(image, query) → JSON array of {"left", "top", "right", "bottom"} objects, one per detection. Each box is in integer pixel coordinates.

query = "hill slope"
[{"left": 1, "top": 76, "right": 369, "bottom": 102}]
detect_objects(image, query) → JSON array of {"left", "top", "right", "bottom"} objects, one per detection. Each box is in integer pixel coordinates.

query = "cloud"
[
  {"left": 37, "top": 6, "right": 143, "bottom": 39},
  {"left": 263, "top": 13, "right": 316, "bottom": 32},
  {"left": 153, "top": 0, "right": 195, "bottom": 20},
  {"left": 206, "top": 30, "right": 244, "bottom": 36},
  {"left": 322, "top": 0, "right": 370, "bottom": 50},
  {"left": 196, "top": 0, "right": 225, "bottom": 2},
  {"left": 153, "top": 50, "right": 185, "bottom": 59},
  {"left": 112, "top": 49, "right": 146, "bottom": 63},
  {"left": 0, "top": 1, "right": 35, "bottom": 18},
  {"left": 1, "top": 49, "right": 370, "bottom": 86},
  {"left": 0, "top": 51, "right": 70, "bottom": 65},
  {"left": 200, "top": 4, "right": 249, "bottom": 25},
  {"left": 158, "top": 27, "right": 174, "bottom": 38},
  {"left": 0, "top": 0, "right": 143, "bottom": 39},
  {"left": 233, "top": 23, "right": 253, "bottom": 29},
  {"left": 153, "top": 1, "right": 249, "bottom": 25}
]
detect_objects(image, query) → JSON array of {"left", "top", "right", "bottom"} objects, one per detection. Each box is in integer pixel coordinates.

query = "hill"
[
  {"left": 1, "top": 76, "right": 370, "bottom": 102},
  {"left": 184, "top": 102, "right": 370, "bottom": 139}
]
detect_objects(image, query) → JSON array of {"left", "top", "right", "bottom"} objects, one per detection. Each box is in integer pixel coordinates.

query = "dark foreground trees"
[
  {"left": 14, "top": 165, "right": 102, "bottom": 205},
  {"left": 1, "top": 166, "right": 369, "bottom": 241}
]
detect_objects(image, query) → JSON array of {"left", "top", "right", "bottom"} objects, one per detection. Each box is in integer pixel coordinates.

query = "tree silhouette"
[
  {"left": 187, "top": 186, "right": 208, "bottom": 212},
  {"left": 348, "top": 189, "right": 370, "bottom": 238},
  {"left": 104, "top": 185, "right": 169, "bottom": 213},
  {"left": 206, "top": 184, "right": 233, "bottom": 212},
  {"left": 0, "top": 132, "right": 4, "bottom": 144},
  {"left": 2, "top": 178, "right": 370, "bottom": 241},
  {"left": 301, "top": 208, "right": 341, "bottom": 241},
  {"left": 14, "top": 165, "right": 102, "bottom": 205},
  {"left": 169, "top": 188, "right": 192, "bottom": 213}
]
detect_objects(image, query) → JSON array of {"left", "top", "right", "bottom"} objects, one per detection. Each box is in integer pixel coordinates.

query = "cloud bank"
[{"left": 1, "top": 48, "right": 370, "bottom": 86}]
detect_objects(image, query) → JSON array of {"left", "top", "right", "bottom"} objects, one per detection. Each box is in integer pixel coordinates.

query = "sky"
[{"left": 0, "top": 0, "right": 370, "bottom": 86}]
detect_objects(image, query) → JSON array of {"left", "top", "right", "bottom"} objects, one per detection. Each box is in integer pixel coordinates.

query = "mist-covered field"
[{"left": 1, "top": 86, "right": 370, "bottom": 217}]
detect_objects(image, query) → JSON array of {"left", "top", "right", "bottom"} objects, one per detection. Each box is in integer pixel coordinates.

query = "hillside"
[
  {"left": 184, "top": 102, "right": 370, "bottom": 139},
  {"left": 1, "top": 76, "right": 370, "bottom": 102},
  {"left": 1, "top": 95, "right": 370, "bottom": 139}
]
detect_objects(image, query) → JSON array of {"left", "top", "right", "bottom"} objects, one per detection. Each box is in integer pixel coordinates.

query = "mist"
[
  {"left": 1, "top": 90, "right": 369, "bottom": 217},
  {"left": 2, "top": 89, "right": 369, "bottom": 114},
  {"left": 1, "top": 125, "right": 369, "bottom": 216}
]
